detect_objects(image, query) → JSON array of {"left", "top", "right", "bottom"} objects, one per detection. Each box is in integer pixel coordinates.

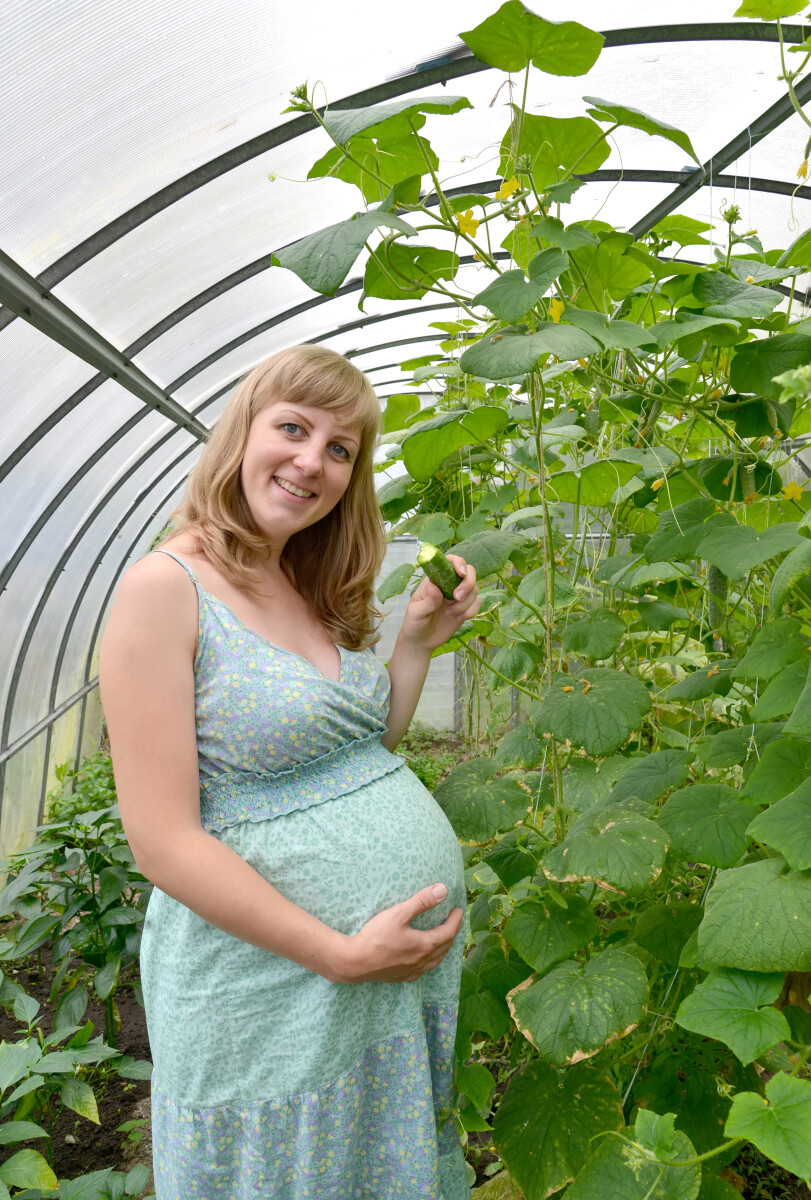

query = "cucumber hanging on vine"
[{"left": 416, "top": 542, "right": 463, "bottom": 600}]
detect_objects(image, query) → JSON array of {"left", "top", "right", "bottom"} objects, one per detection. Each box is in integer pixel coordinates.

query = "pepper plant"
[{"left": 270, "top": 1, "right": 811, "bottom": 1193}]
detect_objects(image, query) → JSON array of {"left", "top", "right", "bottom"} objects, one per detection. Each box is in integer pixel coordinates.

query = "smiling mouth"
[{"left": 273, "top": 476, "right": 315, "bottom": 499}]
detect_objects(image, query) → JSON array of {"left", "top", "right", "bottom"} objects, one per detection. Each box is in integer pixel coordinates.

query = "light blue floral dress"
[{"left": 139, "top": 551, "right": 469, "bottom": 1199}]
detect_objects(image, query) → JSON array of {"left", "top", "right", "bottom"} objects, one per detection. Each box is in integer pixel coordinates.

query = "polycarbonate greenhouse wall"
[{"left": 3, "top": 0, "right": 811, "bottom": 865}]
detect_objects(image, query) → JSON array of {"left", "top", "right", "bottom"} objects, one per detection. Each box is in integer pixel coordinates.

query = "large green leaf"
[
  {"left": 461, "top": 2, "right": 603, "bottom": 74},
  {"left": 322, "top": 96, "right": 472, "bottom": 145},
  {"left": 309, "top": 142, "right": 428, "bottom": 203},
  {"left": 562, "top": 307, "right": 656, "bottom": 351},
  {"left": 490, "top": 640, "right": 543, "bottom": 690},
  {"left": 732, "top": 617, "right": 808, "bottom": 680},
  {"left": 364, "top": 243, "right": 458, "bottom": 300},
  {"left": 483, "top": 827, "right": 547, "bottom": 888},
  {"left": 751, "top": 659, "right": 809, "bottom": 720},
  {"left": 698, "top": 858, "right": 811, "bottom": 971},
  {"left": 770, "top": 538, "right": 811, "bottom": 614},
  {"left": 449, "top": 529, "right": 527, "bottom": 577},
  {"left": 433, "top": 758, "right": 531, "bottom": 843},
  {"left": 376, "top": 473, "right": 417, "bottom": 521},
  {"left": 565, "top": 1128, "right": 700, "bottom": 1200},
  {"left": 472, "top": 269, "right": 549, "bottom": 323},
  {"left": 584, "top": 97, "right": 699, "bottom": 162},
  {"left": 59, "top": 1078, "right": 100, "bottom": 1123},
  {"left": 531, "top": 216, "right": 598, "bottom": 250},
  {"left": 561, "top": 608, "right": 625, "bottom": 659},
  {"left": 533, "top": 668, "right": 652, "bottom": 757},
  {"left": 0, "top": 1120, "right": 48, "bottom": 1146},
  {"left": 734, "top": 0, "right": 807, "bottom": 16},
  {"left": 546, "top": 460, "right": 639, "bottom": 505},
  {"left": 542, "top": 806, "right": 669, "bottom": 895},
  {"left": 402, "top": 407, "right": 509, "bottom": 480},
  {"left": 459, "top": 325, "right": 600, "bottom": 380},
  {"left": 634, "top": 902, "right": 703, "bottom": 967},
  {"left": 692, "top": 271, "right": 782, "bottom": 319},
  {"left": 694, "top": 522, "right": 803, "bottom": 581},
  {"left": 730, "top": 325, "right": 811, "bottom": 400},
  {"left": 742, "top": 735, "right": 811, "bottom": 805},
  {"left": 494, "top": 722, "right": 546, "bottom": 769},
  {"left": 498, "top": 110, "right": 610, "bottom": 188},
  {"left": 493, "top": 1062, "right": 623, "bottom": 1200},
  {"left": 783, "top": 659, "right": 811, "bottom": 737},
  {"left": 273, "top": 212, "right": 415, "bottom": 296},
  {"left": 0, "top": 1149, "right": 57, "bottom": 1190},
  {"left": 609, "top": 750, "right": 695, "bottom": 807},
  {"left": 565, "top": 239, "right": 653, "bottom": 310},
  {"left": 725, "top": 1072, "right": 811, "bottom": 1186},
  {"left": 503, "top": 895, "right": 597, "bottom": 974},
  {"left": 666, "top": 662, "right": 736, "bottom": 702},
  {"left": 746, "top": 778, "right": 811, "bottom": 869},
  {"left": 695, "top": 722, "right": 784, "bottom": 769},
  {"left": 658, "top": 784, "right": 759, "bottom": 868},
  {"left": 649, "top": 314, "right": 740, "bottom": 348},
  {"left": 508, "top": 947, "right": 647, "bottom": 1065},
  {"left": 377, "top": 561, "right": 415, "bottom": 603},
  {"left": 675, "top": 968, "right": 790, "bottom": 1065},
  {"left": 0, "top": 1042, "right": 42, "bottom": 1094}
]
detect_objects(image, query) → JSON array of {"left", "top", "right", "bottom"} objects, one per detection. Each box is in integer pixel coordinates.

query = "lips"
[{"left": 273, "top": 476, "right": 315, "bottom": 499}]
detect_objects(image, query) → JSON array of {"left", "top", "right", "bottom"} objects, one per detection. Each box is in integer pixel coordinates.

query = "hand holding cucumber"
[{"left": 397, "top": 542, "right": 481, "bottom": 653}]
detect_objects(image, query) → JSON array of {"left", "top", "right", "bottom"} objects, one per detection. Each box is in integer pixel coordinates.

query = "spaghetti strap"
[{"left": 151, "top": 548, "right": 199, "bottom": 585}]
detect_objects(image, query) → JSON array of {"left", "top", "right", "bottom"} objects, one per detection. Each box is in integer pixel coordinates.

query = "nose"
[{"left": 290, "top": 436, "right": 326, "bottom": 478}]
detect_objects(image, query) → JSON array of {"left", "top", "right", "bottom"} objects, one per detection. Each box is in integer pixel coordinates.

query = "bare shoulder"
[{"left": 103, "top": 548, "right": 199, "bottom": 657}]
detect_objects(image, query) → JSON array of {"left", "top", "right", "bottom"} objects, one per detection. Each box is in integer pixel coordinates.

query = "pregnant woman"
[{"left": 99, "top": 344, "right": 479, "bottom": 1199}]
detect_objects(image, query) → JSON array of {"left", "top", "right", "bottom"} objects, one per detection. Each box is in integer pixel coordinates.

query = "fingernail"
[{"left": 432, "top": 884, "right": 447, "bottom": 900}]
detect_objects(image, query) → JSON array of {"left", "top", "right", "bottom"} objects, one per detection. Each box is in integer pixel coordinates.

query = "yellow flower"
[
  {"left": 798, "top": 160, "right": 808, "bottom": 180},
  {"left": 744, "top": 228, "right": 758, "bottom": 236},
  {"left": 577, "top": 358, "right": 588, "bottom": 368},
  {"left": 782, "top": 480, "right": 805, "bottom": 502},
  {"left": 457, "top": 209, "right": 479, "bottom": 237},
  {"left": 549, "top": 297, "right": 565, "bottom": 323},
  {"left": 651, "top": 478, "right": 666, "bottom": 492},
  {"left": 746, "top": 275, "right": 755, "bottom": 283},
  {"left": 495, "top": 176, "right": 520, "bottom": 202}
]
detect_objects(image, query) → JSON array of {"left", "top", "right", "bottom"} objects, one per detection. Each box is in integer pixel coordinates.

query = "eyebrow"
[{"left": 275, "top": 409, "right": 360, "bottom": 448}]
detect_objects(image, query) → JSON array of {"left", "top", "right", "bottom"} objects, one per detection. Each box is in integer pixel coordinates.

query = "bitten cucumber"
[{"left": 416, "top": 542, "right": 463, "bottom": 601}]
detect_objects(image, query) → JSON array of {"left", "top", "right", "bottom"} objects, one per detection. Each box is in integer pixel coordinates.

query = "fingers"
[
  {"left": 444, "top": 556, "right": 478, "bottom": 608},
  {"left": 397, "top": 882, "right": 449, "bottom": 922}
]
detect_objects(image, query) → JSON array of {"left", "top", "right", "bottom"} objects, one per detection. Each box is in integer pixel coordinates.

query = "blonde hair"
[{"left": 163, "top": 345, "right": 387, "bottom": 650}]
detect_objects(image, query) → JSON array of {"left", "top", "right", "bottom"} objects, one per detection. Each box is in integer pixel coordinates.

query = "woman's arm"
[
  {"left": 381, "top": 554, "right": 479, "bottom": 752},
  {"left": 100, "top": 554, "right": 462, "bottom": 983}
]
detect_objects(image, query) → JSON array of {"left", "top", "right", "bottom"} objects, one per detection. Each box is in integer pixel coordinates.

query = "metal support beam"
[
  {"left": 0, "top": 249, "right": 208, "bottom": 441},
  {"left": 631, "top": 74, "right": 811, "bottom": 236}
]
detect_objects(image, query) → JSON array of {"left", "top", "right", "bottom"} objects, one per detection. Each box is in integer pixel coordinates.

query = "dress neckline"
[{"left": 199, "top": 588, "right": 345, "bottom": 685}]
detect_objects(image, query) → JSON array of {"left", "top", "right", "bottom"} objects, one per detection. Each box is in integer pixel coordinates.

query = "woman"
[{"left": 99, "top": 344, "right": 480, "bottom": 1199}]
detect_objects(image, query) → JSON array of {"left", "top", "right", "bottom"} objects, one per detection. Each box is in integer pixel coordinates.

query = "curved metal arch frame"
[{"left": 4, "top": 19, "right": 811, "bottom": 815}]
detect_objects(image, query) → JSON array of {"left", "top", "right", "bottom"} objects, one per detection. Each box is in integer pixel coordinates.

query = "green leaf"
[
  {"left": 531, "top": 216, "right": 598, "bottom": 250},
  {"left": 698, "top": 1175, "right": 746, "bottom": 1200},
  {"left": 99, "top": 905, "right": 143, "bottom": 926},
  {"left": 561, "top": 307, "right": 656, "bottom": 351},
  {"left": 534, "top": 669, "right": 652, "bottom": 757},
  {"left": 635, "top": 600, "right": 691, "bottom": 629},
  {"left": 455, "top": 1060, "right": 495, "bottom": 1111},
  {"left": 649, "top": 314, "right": 740, "bottom": 349},
  {"left": 498, "top": 110, "right": 610, "bottom": 188},
  {"left": 461, "top": 2, "right": 604, "bottom": 75},
  {"left": 653, "top": 213, "right": 713, "bottom": 248},
  {"left": 658, "top": 784, "right": 759, "bottom": 868},
  {"left": 490, "top": 641, "right": 543, "bottom": 690},
  {"left": 114, "top": 1056, "right": 154, "bottom": 1080},
  {"left": 54, "top": 984, "right": 88, "bottom": 1031},
  {"left": 676, "top": 968, "right": 790, "bottom": 1065},
  {"left": 494, "top": 722, "right": 546, "bottom": 769},
  {"left": 565, "top": 1128, "right": 700, "bottom": 1200},
  {"left": 783, "top": 659, "right": 811, "bottom": 737},
  {"left": 734, "top": 0, "right": 807, "bottom": 16},
  {"left": 695, "top": 522, "right": 803, "bottom": 581},
  {"left": 322, "top": 96, "right": 472, "bottom": 145},
  {"left": 433, "top": 758, "right": 531, "bottom": 843},
  {"left": 584, "top": 96, "right": 699, "bottom": 163},
  {"left": 695, "top": 723, "right": 784, "bottom": 768},
  {"left": 0, "top": 1120, "right": 49, "bottom": 1145},
  {"left": 634, "top": 902, "right": 703, "bottom": 967},
  {"left": 543, "top": 806, "right": 669, "bottom": 895},
  {"left": 12, "top": 991, "right": 39, "bottom": 1028},
  {"left": 124, "top": 1162, "right": 152, "bottom": 1196},
  {"left": 492, "top": 1062, "right": 623, "bottom": 1200},
  {"left": 460, "top": 325, "right": 600, "bottom": 380},
  {"left": 565, "top": 240, "right": 653, "bottom": 310},
  {"left": 483, "top": 827, "right": 547, "bottom": 888},
  {"left": 752, "top": 659, "right": 809, "bottom": 720},
  {"left": 561, "top": 609, "right": 625, "bottom": 659},
  {"left": 0, "top": 1041, "right": 42, "bottom": 1093},
  {"left": 725, "top": 1072, "right": 811, "bottom": 1185},
  {"left": 516, "top": 567, "right": 579, "bottom": 611},
  {"left": 59, "top": 1078, "right": 100, "bottom": 1124},
  {"left": 503, "top": 895, "right": 597, "bottom": 974},
  {"left": 732, "top": 617, "right": 808, "bottom": 680},
  {"left": 698, "top": 858, "right": 811, "bottom": 971},
  {"left": 402, "top": 407, "right": 509, "bottom": 481},
  {"left": 0, "top": 1149, "right": 57, "bottom": 1189},
  {"left": 609, "top": 750, "right": 695, "bottom": 807},
  {"left": 742, "top": 735, "right": 811, "bottom": 805},
  {"left": 381, "top": 393, "right": 419, "bottom": 433},
  {"left": 93, "top": 957, "right": 121, "bottom": 1001},
  {"left": 449, "top": 529, "right": 526, "bottom": 578},
  {"left": 364, "top": 243, "right": 458, "bottom": 301},
  {"left": 507, "top": 947, "right": 647, "bottom": 1065},
  {"left": 666, "top": 662, "right": 736, "bottom": 702},
  {"left": 473, "top": 269, "right": 549, "bottom": 323},
  {"left": 273, "top": 211, "right": 415, "bottom": 296},
  {"left": 770, "top": 538, "right": 811, "bottom": 615},
  {"left": 98, "top": 865, "right": 126, "bottom": 911},
  {"left": 377, "top": 561, "right": 415, "bottom": 603},
  {"left": 730, "top": 325, "right": 811, "bottom": 400},
  {"left": 746, "top": 778, "right": 811, "bottom": 869},
  {"left": 635, "top": 1110, "right": 678, "bottom": 1161},
  {"left": 7, "top": 915, "right": 59, "bottom": 959},
  {"left": 376, "top": 474, "right": 416, "bottom": 521},
  {"left": 692, "top": 271, "right": 782, "bottom": 319},
  {"left": 58, "top": 1169, "right": 116, "bottom": 1200},
  {"left": 550, "top": 460, "right": 641, "bottom": 507},
  {"left": 527, "top": 247, "right": 570, "bottom": 291}
]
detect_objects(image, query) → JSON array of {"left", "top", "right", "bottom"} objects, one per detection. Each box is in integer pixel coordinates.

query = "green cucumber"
[{"left": 416, "top": 542, "right": 462, "bottom": 601}]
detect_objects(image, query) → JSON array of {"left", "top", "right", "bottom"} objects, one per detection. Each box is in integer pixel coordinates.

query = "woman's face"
[{"left": 239, "top": 399, "right": 362, "bottom": 545}]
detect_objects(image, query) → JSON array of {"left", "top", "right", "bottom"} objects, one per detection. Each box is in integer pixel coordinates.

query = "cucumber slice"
[{"left": 416, "top": 541, "right": 462, "bottom": 600}]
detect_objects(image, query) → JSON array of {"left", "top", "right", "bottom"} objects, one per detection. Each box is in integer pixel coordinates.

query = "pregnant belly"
[{"left": 218, "top": 761, "right": 465, "bottom": 936}]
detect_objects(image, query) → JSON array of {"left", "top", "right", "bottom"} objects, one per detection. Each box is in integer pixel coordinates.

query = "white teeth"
[{"left": 274, "top": 476, "right": 314, "bottom": 499}]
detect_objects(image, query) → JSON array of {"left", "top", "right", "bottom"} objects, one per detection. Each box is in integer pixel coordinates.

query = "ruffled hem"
[{"left": 199, "top": 735, "right": 406, "bottom": 832}]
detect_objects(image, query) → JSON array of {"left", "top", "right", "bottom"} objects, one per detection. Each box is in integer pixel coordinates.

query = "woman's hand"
[
  {"left": 399, "top": 554, "right": 481, "bottom": 653},
  {"left": 333, "top": 884, "right": 464, "bottom": 984}
]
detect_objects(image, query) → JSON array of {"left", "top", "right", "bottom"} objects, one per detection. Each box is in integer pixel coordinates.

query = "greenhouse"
[{"left": 2, "top": 0, "right": 811, "bottom": 1195}]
